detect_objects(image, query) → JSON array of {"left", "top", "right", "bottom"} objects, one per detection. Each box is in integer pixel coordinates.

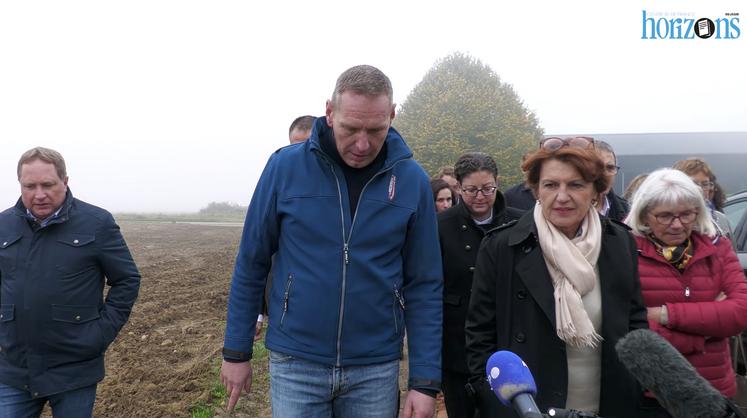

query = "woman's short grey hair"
[
  {"left": 626, "top": 168, "right": 715, "bottom": 237},
  {"left": 453, "top": 152, "right": 498, "bottom": 183}
]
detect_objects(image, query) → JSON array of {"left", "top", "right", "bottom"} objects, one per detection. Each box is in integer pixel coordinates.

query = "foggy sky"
[{"left": 2, "top": 1, "right": 746, "bottom": 213}]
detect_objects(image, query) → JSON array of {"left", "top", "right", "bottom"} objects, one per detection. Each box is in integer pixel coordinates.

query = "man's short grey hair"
[
  {"left": 626, "top": 168, "right": 716, "bottom": 237},
  {"left": 17, "top": 146, "right": 67, "bottom": 180},
  {"left": 288, "top": 115, "right": 315, "bottom": 137},
  {"left": 331, "top": 65, "right": 393, "bottom": 106}
]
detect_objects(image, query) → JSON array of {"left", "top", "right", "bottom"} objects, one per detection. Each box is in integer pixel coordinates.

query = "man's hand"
[
  {"left": 402, "top": 389, "right": 436, "bottom": 418},
  {"left": 220, "top": 360, "right": 253, "bottom": 411}
]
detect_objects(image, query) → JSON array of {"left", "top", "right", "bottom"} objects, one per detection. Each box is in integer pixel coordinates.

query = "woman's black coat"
[
  {"left": 438, "top": 194, "right": 518, "bottom": 375},
  {"left": 465, "top": 210, "right": 648, "bottom": 418}
]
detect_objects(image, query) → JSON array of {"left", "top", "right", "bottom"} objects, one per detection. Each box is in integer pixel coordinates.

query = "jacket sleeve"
[
  {"left": 97, "top": 213, "right": 142, "bottom": 346},
  {"left": 666, "top": 239, "right": 747, "bottom": 338},
  {"left": 648, "top": 321, "right": 706, "bottom": 354},
  {"left": 402, "top": 171, "right": 443, "bottom": 392},
  {"left": 223, "top": 153, "right": 280, "bottom": 360},
  {"left": 465, "top": 235, "right": 500, "bottom": 380}
]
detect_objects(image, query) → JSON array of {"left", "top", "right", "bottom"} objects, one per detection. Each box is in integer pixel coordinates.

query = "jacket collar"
[
  {"left": 455, "top": 191, "right": 507, "bottom": 226},
  {"left": 635, "top": 231, "right": 717, "bottom": 266},
  {"left": 307, "top": 116, "right": 413, "bottom": 170},
  {"left": 13, "top": 189, "right": 74, "bottom": 228}
]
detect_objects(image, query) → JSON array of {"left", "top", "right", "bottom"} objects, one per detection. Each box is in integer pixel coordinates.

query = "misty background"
[{"left": 2, "top": 1, "right": 746, "bottom": 213}]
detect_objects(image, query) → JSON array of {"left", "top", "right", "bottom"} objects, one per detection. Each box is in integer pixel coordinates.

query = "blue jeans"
[
  {"left": 269, "top": 351, "right": 400, "bottom": 418},
  {"left": 0, "top": 383, "right": 97, "bottom": 418}
]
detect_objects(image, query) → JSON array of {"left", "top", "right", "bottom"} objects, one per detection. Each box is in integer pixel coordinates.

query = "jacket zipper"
[
  {"left": 324, "top": 155, "right": 404, "bottom": 367},
  {"left": 640, "top": 251, "right": 694, "bottom": 300},
  {"left": 280, "top": 273, "right": 293, "bottom": 326},
  {"left": 393, "top": 285, "right": 405, "bottom": 334}
]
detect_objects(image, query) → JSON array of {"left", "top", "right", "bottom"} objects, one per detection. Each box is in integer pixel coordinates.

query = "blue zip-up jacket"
[
  {"left": 223, "top": 117, "right": 443, "bottom": 389},
  {"left": 0, "top": 190, "right": 140, "bottom": 398}
]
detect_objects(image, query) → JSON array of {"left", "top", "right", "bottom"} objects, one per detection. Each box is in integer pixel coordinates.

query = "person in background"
[
  {"left": 221, "top": 65, "right": 442, "bottom": 418},
  {"left": 431, "top": 178, "right": 455, "bottom": 213},
  {"left": 503, "top": 153, "right": 536, "bottom": 211},
  {"left": 288, "top": 115, "right": 315, "bottom": 144},
  {"left": 466, "top": 136, "right": 647, "bottom": 418},
  {"left": 594, "top": 140, "right": 629, "bottom": 221},
  {"left": 0, "top": 147, "right": 141, "bottom": 417},
  {"left": 435, "top": 166, "right": 460, "bottom": 203},
  {"left": 625, "top": 169, "right": 747, "bottom": 418},
  {"left": 623, "top": 173, "right": 649, "bottom": 203},
  {"left": 672, "top": 158, "right": 734, "bottom": 244},
  {"left": 438, "top": 152, "right": 520, "bottom": 418},
  {"left": 713, "top": 181, "right": 728, "bottom": 212}
]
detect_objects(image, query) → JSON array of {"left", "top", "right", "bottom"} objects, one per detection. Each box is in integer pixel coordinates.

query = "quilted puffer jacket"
[{"left": 636, "top": 232, "right": 747, "bottom": 396}]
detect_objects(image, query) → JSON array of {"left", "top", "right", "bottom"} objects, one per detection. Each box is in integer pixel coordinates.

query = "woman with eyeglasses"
[
  {"left": 465, "top": 137, "right": 648, "bottom": 417},
  {"left": 626, "top": 168, "right": 747, "bottom": 418},
  {"left": 673, "top": 157, "right": 734, "bottom": 248},
  {"left": 437, "top": 152, "right": 521, "bottom": 418}
]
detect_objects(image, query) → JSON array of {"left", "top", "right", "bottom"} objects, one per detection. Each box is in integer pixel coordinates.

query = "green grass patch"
[
  {"left": 189, "top": 337, "right": 271, "bottom": 417},
  {"left": 190, "top": 403, "right": 214, "bottom": 418}
]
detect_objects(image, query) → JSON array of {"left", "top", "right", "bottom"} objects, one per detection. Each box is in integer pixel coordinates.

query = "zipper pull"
[
  {"left": 685, "top": 286, "right": 690, "bottom": 298},
  {"left": 394, "top": 287, "right": 405, "bottom": 310},
  {"left": 344, "top": 244, "right": 349, "bottom": 265}
]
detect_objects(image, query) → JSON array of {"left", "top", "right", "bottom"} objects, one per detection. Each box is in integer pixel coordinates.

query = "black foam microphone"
[{"left": 615, "top": 328, "right": 734, "bottom": 418}]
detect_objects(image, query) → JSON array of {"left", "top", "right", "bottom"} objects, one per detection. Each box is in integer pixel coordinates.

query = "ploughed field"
[{"left": 92, "top": 221, "right": 250, "bottom": 417}]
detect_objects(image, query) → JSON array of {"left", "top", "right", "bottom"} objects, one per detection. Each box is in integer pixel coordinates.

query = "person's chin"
[
  {"left": 344, "top": 156, "right": 370, "bottom": 168},
  {"left": 32, "top": 210, "right": 51, "bottom": 219},
  {"left": 664, "top": 234, "right": 688, "bottom": 245}
]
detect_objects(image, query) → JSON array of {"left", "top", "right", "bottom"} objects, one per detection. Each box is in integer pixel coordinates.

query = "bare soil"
[{"left": 93, "top": 221, "right": 243, "bottom": 417}]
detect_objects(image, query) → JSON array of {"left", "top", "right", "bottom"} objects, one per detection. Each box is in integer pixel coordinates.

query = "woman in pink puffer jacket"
[{"left": 626, "top": 168, "right": 747, "bottom": 418}]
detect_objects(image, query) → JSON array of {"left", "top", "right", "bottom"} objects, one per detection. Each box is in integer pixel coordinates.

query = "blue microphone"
[{"left": 486, "top": 350, "right": 544, "bottom": 418}]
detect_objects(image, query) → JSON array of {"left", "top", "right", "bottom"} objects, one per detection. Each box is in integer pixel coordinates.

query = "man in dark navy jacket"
[{"left": 0, "top": 147, "right": 140, "bottom": 417}]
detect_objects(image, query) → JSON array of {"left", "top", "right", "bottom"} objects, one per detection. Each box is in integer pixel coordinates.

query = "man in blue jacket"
[
  {"left": 221, "top": 65, "right": 443, "bottom": 418},
  {"left": 0, "top": 147, "right": 140, "bottom": 417}
]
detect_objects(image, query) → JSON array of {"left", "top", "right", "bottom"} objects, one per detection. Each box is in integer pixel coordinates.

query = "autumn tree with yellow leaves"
[{"left": 395, "top": 53, "right": 544, "bottom": 187}]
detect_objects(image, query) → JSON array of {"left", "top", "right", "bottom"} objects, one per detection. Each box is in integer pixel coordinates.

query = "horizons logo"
[{"left": 642, "top": 10, "right": 740, "bottom": 39}]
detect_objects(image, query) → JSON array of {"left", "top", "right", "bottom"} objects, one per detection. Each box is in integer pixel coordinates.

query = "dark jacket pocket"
[
  {"left": 0, "top": 304, "right": 16, "bottom": 354},
  {"left": 48, "top": 305, "right": 105, "bottom": 363},
  {"left": 54, "top": 234, "right": 96, "bottom": 275},
  {"left": 0, "top": 235, "right": 22, "bottom": 272}
]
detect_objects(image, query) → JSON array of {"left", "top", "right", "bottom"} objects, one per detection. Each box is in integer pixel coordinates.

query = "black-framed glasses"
[
  {"left": 461, "top": 186, "right": 498, "bottom": 197},
  {"left": 694, "top": 181, "right": 715, "bottom": 190},
  {"left": 605, "top": 164, "right": 621, "bottom": 174},
  {"left": 652, "top": 211, "right": 698, "bottom": 225},
  {"left": 540, "top": 136, "right": 595, "bottom": 151}
]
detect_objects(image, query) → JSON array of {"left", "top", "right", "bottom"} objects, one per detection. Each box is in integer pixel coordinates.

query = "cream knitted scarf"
[{"left": 533, "top": 204, "right": 603, "bottom": 348}]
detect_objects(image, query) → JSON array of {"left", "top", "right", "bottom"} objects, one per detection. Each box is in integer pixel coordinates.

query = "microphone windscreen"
[
  {"left": 486, "top": 350, "right": 537, "bottom": 406},
  {"left": 615, "top": 328, "right": 727, "bottom": 418}
]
